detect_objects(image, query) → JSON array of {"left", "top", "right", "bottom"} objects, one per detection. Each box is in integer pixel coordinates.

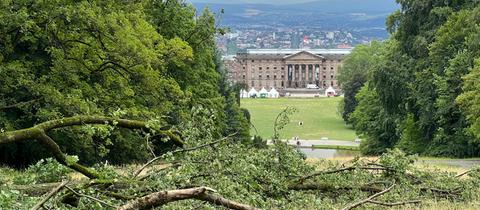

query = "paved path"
[{"left": 267, "top": 140, "right": 360, "bottom": 147}]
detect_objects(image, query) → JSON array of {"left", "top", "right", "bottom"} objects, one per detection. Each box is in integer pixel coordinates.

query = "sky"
[{"left": 188, "top": 0, "right": 315, "bottom": 5}]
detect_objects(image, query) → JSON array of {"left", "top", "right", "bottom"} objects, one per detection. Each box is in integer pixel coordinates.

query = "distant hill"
[
  {"left": 191, "top": 0, "right": 399, "bottom": 13},
  {"left": 288, "top": 0, "right": 399, "bottom": 13},
  {"left": 191, "top": 0, "right": 398, "bottom": 30}
]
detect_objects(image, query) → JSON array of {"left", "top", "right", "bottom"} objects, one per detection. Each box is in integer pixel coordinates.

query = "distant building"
[{"left": 223, "top": 49, "right": 351, "bottom": 91}]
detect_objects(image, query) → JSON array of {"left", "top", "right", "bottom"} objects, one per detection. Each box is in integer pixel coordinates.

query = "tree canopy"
[
  {"left": 342, "top": 1, "right": 480, "bottom": 157},
  {"left": 0, "top": 0, "right": 249, "bottom": 167}
]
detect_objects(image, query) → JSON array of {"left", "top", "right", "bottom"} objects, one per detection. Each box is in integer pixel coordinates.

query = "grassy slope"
[{"left": 241, "top": 97, "right": 358, "bottom": 141}]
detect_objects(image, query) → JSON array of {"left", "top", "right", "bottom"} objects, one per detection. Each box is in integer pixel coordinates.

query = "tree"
[
  {"left": 338, "top": 41, "right": 384, "bottom": 123},
  {"left": 0, "top": 0, "right": 245, "bottom": 167}
]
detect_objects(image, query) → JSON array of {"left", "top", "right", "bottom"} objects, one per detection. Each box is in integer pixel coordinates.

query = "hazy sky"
[{"left": 188, "top": 0, "right": 315, "bottom": 4}]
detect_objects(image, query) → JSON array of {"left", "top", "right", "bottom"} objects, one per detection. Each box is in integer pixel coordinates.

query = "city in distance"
[{"left": 189, "top": 0, "right": 399, "bottom": 54}]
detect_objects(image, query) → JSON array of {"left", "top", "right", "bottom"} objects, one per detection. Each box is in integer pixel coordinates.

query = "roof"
[
  {"left": 246, "top": 49, "right": 352, "bottom": 55},
  {"left": 235, "top": 48, "right": 351, "bottom": 60}
]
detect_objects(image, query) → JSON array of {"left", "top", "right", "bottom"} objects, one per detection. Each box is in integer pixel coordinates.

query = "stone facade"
[{"left": 224, "top": 49, "right": 351, "bottom": 91}]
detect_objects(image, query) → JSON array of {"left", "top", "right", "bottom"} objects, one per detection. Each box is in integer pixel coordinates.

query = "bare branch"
[
  {"left": 298, "top": 166, "right": 390, "bottom": 183},
  {"left": 133, "top": 133, "right": 236, "bottom": 178},
  {"left": 367, "top": 200, "right": 421, "bottom": 207},
  {"left": 341, "top": 182, "right": 395, "bottom": 210},
  {"left": 117, "top": 187, "right": 259, "bottom": 210},
  {"left": 30, "top": 181, "right": 69, "bottom": 210},
  {"left": 0, "top": 98, "right": 40, "bottom": 111}
]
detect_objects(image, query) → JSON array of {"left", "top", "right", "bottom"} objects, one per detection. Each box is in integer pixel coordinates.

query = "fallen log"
[{"left": 117, "top": 187, "right": 260, "bottom": 210}]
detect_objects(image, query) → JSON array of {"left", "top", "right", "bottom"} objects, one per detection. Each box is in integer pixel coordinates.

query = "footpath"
[{"left": 267, "top": 139, "right": 360, "bottom": 148}]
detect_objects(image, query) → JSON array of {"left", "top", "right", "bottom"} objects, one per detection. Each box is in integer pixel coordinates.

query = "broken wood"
[
  {"left": 341, "top": 182, "right": 395, "bottom": 210},
  {"left": 117, "top": 187, "right": 260, "bottom": 210},
  {"left": 30, "top": 181, "right": 69, "bottom": 210}
]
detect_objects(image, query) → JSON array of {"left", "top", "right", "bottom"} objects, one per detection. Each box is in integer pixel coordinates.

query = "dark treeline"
[
  {"left": 0, "top": 0, "right": 250, "bottom": 167},
  {"left": 340, "top": 0, "right": 480, "bottom": 157}
]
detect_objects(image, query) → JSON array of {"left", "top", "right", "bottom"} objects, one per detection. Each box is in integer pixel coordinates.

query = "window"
[
  {"left": 259, "top": 67, "right": 262, "bottom": 70},
  {"left": 323, "top": 67, "right": 326, "bottom": 70},
  {"left": 323, "top": 75, "right": 326, "bottom": 79},
  {"left": 331, "top": 67, "right": 334, "bottom": 70},
  {"left": 330, "top": 75, "right": 334, "bottom": 79},
  {"left": 251, "top": 81, "right": 255, "bottom": 86},
  {"left": 267, "top": 67, "right": 270, "bottom": 70},
  {"left": 251, "top": 60, "right": 254, "bottom": 62},
  {"left": 281, "top": 75, "right": 285, "bottom": 79},
  {"left": 274, "top": 75, "right": 277, "bottom": 79},
  {"left": 267, "top": 75, "right": 270, "bottom": 79},
  {"left": 243, "top": 75, "right": 246, "bottom": 79},
  {"left": 331, "top": 81, "right": 334, "bottom": 86},
  {"left": 259, "top": 75, "right": 262, "bottom": 79},
  {"left": 281, "top": 67, "right": 284, "bottom": 70},
  {"left": 273, "top": 67, "right": 277, "bottom": 70},
  {"left": 243, "top": 66, "right": 245, "bottom": 69}
]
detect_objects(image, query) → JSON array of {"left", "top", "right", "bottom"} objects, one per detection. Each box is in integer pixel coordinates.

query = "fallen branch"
[
  {"left": 37, "top": 131, "right": 99, "bottom": 179},
  {"left": 367, "top": 200, "right": 421, "bottom": 207},
  {"left": 341, "top": 182, "right": 395, "bottom": 210},
  {"left": 0, "top": 115, "right": 184, "bottom": 179},
  {"left": 420, "top": 187, "right": 462, "bottom": 197},
  {"left": 8, "top": 179, "right": 148, "bottom": 196},
  {"left": 64, "top": 185, "right": 117, "bottom": 209},
  {"left": 289, "top": 183, "right": 383, "bottom": 193},
  {"left": 0, "top": 115, "right": 184, "bottom": 146},
  {"left": 133, "top": 133, "right": 236, "bottom": 178},
  {"left": 30, "top": 181, "right": 69, "bottom": 210},
  {"left": 455, "top": 168, "right": 480, "bottom": 178},
  {"left": 117, "top": 186, "right": 259, "bottom": 210},
  {"left": 298, "top": 166, "right": 389, "bottom": 183}
]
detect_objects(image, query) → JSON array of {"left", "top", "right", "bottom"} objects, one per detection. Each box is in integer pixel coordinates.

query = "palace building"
[{"left": 224, "top": 49, "right": 351, "bottom": 92}]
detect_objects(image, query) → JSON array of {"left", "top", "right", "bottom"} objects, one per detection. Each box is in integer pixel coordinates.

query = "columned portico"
[{"left": 225, "top": 48, "right": 351, "bottom": 92}]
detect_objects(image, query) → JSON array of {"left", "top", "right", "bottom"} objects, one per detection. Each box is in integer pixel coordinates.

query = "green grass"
[{"left": 241, "top": 97, "right": 358, "bottom": 141}]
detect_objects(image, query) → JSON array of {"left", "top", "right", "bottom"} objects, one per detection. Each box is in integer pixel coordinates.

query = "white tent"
[
  {"left": 240, "top": 89, "right": 249, "bottom": 98},
  {"left": 268, "top": 87, "right": 279, "bottom": 98},
  {"left": 259, "top": 87, "right": 269, "bottom": 98},
  {"left": 248, "top": 88, "right": 258, "bottom": 98},
  {"left": 325, "top": 86, "right": 336, "bottom": 96}
]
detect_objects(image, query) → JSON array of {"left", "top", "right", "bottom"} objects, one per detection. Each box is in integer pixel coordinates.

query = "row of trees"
[
  {"left": 339, "top": 1, "right": 480, "bottom": 157},
  {"left": 0, "top": 0, "right": 250, "bottom": 167}
]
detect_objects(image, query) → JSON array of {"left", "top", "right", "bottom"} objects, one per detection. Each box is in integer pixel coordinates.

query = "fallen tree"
[{"left": 1, "top": 113, "right": 479, "bottom": 209}]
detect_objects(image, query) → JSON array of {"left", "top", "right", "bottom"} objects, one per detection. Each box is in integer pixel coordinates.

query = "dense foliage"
[
  {"left": 0, "top": 0, "right": 249, "bottom": 167},
  {"left": 342, "top": 1, "right": 480, "bottom": 157}
]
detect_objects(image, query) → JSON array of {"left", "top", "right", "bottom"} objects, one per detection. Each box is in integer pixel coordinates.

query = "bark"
[{"left": 117, "top": 187, "right": 260, "bottom": 210}]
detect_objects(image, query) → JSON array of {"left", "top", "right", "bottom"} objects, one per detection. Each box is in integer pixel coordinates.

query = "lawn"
[{"left": 241, "top": 97, "right": 358, "bottom": 141}]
